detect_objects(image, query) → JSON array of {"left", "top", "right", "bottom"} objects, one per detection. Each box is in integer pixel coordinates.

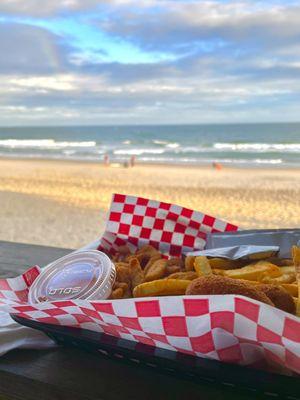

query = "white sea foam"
[
  {"left": 0, "top": 139, "right": 96, "bottom": 149},
  {"left": 166, "top": 142, "right": 180, "bottom": 148},
  {"left": 153, "top": 140, "right": 169, "bottom": 145},
  {"left": 132, "top": 156, "right": 284, "bottom": 165},
  {"left": 113, "top": 148, "right": 165, "bottom": 155},
  {"left": 214, "top": 142, "right": 300, "bottom": 152},
  {"left": 153, "top": 140, "right": 179, "bottom": 148}
]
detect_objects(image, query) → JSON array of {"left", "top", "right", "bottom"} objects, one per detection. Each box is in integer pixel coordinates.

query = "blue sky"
[{"left": 0, "top": 0, "right": 300, "bottom": 125}]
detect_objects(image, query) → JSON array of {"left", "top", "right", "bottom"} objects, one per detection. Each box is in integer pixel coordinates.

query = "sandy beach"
[{"left": 0, "top": 158, "right": 300, "bottom": 249}]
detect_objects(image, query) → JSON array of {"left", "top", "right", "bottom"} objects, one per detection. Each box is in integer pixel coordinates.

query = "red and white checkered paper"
[
  {"left": 98, "top": 193, "right": 238, "bottom": 256},
  {"left": 0, "top": 194, "right": 299, "bottom": 375}
]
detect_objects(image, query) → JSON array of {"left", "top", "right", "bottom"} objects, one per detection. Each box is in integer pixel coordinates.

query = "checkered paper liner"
[
  {"left": 97, "top": 193, "right": 238, "bottom": 256},
  {"left": 0, "top": 194, "right": 299, "bottom": 374}
]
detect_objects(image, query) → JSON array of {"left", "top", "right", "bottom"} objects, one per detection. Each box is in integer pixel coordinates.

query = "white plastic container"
[{"left": 28, "top": 250, "right": 116, "bottom": 304}]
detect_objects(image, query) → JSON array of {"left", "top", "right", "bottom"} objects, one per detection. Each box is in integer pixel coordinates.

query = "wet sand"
[{"left": 0, "top": 158, "right": 299, "bottom": 248}]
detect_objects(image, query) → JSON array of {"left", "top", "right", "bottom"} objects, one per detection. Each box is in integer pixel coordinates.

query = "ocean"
[{"left": 0, "top": 123, "right": 300, "bottom": 167}]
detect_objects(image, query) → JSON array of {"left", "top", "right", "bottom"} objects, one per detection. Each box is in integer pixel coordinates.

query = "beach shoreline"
[
  {"left": 0, "top": 155, "right": 298, "bottom": 170},
  {"left": 1, "top": 158, "right": 300, "bottom": 249}
]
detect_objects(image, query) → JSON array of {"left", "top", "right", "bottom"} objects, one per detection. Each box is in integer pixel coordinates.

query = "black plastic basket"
[{"left": 12, "top": 315, "right": 300, "bottom": 399}]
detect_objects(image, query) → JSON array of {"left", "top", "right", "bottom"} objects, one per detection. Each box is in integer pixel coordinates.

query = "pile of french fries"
[{"left": 109, "top": 244, "right": 300, "bottom": 316}]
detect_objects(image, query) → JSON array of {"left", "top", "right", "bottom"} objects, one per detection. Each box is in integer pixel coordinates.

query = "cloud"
[
  {"left": 97, "top": 1, "right": 300, "bottom": 56},
  {"left": 0, "top": 0, "right": 103, "bottom": 16},
  {"left": 0, "top": 1, "right": 300, "bottom": 124},
  {"left": 0, "top": 22, "right": 71, "bottom": 74}
]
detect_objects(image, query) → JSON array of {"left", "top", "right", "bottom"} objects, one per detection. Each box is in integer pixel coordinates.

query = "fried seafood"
[
  {"left": 259, "top": 284, "right": 295, "bottom": 314},
  {"left": 109, "top": 244, "right": 299, "bottom": 314},
  {"left": 292, "top": 246, "right": 300, "bottom": 316},
  {"left": 186, "top": 275, "right": 274, "bottom": 306},
  {"left": 145, "top": 259, "right": 167, "bottom": 281}
]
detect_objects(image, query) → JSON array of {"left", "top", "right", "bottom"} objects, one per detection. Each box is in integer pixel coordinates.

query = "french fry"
[
  {"left": 266, "top": 257, "right": 294, "bottom": 266},
  {"left": 223, "top": 261, "right": 281, "bottom": 281},
  {"left": 279, "top": 266, "right": 296, "bottom": 275},
  {"left": 166, "top": 271, "right": 198, "bottom": 280},
  {"left": 133, "top": 279, "right": 191, "bottom": 297},
  {"left": 208, "top": 258, "right": 241, "bottom": 270},
  {"left": 281, "top": 283, "right": 298, "bottom": 297},
  {"left": 261, "top": 273, "right": 295, "bottom": 284},
  {"left": 292, "top": 246, "right": 300, "bottom": 316},
  {"left": 185, "top": 255, "right": 195, "bottom": 271},
  {"left": 212, "top": 268, "right": 225, "bottom": 276},
  {"left": 194, "top": 256, "right": 212, "bottom": 276}
]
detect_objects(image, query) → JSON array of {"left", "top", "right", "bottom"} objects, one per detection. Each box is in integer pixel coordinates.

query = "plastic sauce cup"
[{"left": 28, "top": 250, "right": 116, "bottom": 304}]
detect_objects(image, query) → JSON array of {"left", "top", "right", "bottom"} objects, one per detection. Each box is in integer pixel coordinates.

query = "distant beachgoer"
[
  {"left": 130, "top": 155, "right": 136, "bottom": 167},
  {"left": 212, "top": 161, "right": 222, "bottom": 170},
  {"left": 104, "top": 154, "right": 110, "bottom": 166},
  {"left": 123, "top": 160, "right": 129, "bottom": 168}
]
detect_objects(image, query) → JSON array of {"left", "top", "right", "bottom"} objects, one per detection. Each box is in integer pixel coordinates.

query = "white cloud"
[
  {"left": 1, "top": 1, "right": 300, "bottom": 123},
  {"left": 9, "top": 75, "right": 77, "bottom": 91},
  {"left": 0, "top": 0, "right": 102, "bottom": 16}
]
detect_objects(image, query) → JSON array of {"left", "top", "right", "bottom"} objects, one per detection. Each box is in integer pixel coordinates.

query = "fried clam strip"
[
  {"left": 114, "top": 257, "right": 145, "bottom": 297},
  {"left": 165, "top": 258, "right": 182, "bottom": 275},
  {"left": 135, "top": 245, "right": 161, "bottom": 268},
  {"left": 239, "top": 279, "right": 298, "bottom": 297},
  {"left": 129, "top": 257, "right": 144, "bottom": 289},
  {"left": 186, "top": 275, "right": 274, "bottom": 306},
  {"left": 292, "top": 246, "right": 300, "bottom": 316},
  {"left": 110, "top": 282, "right": 130, "bottom": 299},
  {"left": 259, "top": 284, "right": 295, "bottom": 314},
  {"left": 133, "top": 279, "right": 191, "bottom": 298},
  {"left": 145, "top": 259, "right": 167, "bottom": 282}
]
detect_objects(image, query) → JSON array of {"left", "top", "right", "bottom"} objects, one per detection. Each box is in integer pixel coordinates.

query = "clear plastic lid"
[{"left": 28, "top": 250, "right": 116, "bottom": 304}]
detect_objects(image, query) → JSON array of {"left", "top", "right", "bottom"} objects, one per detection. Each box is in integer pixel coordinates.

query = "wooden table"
[{"left": 0, "top": 241, "right": 295, "bottom": 400}]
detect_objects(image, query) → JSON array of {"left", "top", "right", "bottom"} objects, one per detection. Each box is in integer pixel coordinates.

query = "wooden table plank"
[
  {"left": 0, "top": 241, "right": 290, "bottom": 400},
  {"left": 0, "top": 240, "right": 72, "bottom": 277}
]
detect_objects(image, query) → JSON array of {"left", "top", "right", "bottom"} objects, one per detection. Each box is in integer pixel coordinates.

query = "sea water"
[{"left": 0, "top": 123, "right": 300, "bottom": 167}]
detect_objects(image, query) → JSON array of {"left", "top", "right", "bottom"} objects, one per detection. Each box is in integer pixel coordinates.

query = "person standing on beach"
[
  {"left": 104, "top": 154, "right": 110, "bottom": 166},
  {"left": 130, "top": 155, "right": 136, "bottom": 167}
]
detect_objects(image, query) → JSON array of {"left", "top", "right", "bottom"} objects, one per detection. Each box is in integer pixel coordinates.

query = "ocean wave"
[
  {"left": 214, "top": 142, "right": 300, "bottom": 152},
  {"left": 0, "top": 139, "right": 96, "bottom": 149},
  {"left": 0, "top": 151, "right": 288, "bottom": 166},
  {"left": 153, "top": 140, "right": 179, "bottom": 148},
  {"left": 153, "top": 140, "right": 169, "bottom": 145},
  {"left": 113, "top": 148, "right": 165, "bottom": 155},
  {"left": 166, "top": 142, "right": 180, "bottom": 148},
  {"left": 138, "top": 156, "right": 283, "bottom": 165}
]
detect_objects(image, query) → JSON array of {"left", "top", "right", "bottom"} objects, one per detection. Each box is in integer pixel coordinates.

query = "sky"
[{"left": 1, "top": 0, "right": 300, "bottom": 125}]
